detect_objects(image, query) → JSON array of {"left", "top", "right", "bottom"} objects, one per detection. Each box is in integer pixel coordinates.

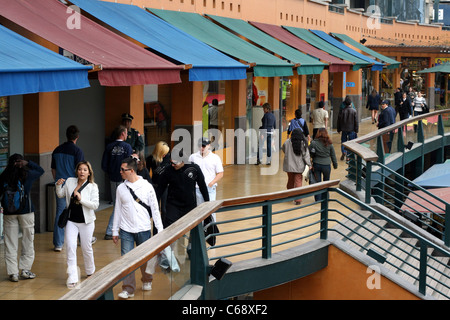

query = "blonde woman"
[{"left": 56, "top": 161, "right": 99, "bottom": 289}]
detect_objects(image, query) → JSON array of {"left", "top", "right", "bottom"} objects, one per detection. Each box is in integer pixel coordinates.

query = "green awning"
[
  {"left": 149, "top": 9, "right": 294, "bottom": 77},
  {"left": 331, "top": 33, "right": 401, "bottom": 69},
  {"left": 207, "top": 14, "right": 326, "bottom": 75},
  {"left": 283, "top": 26, "right": 372, "bottom": 71},
  {"left": 417, "top": 63, "right": 450, "bottom": 74}
]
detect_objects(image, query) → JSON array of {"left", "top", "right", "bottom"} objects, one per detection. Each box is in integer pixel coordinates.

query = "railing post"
[
  {"left": 445, "top": 203, "right": 450, "bottom": 247},
  {"left": 355, "top": 155, "right": 362, "bottom": 192},
  {"left": 418, "top": 240, "right": 428, "bottom": 296},
  {"left": 189, "top": 224, "right": 210, "bottom": 299},
  {"left": 365, "top": 161, "right": 372, "bottom": 204},
  {"left": 262, "top": 203, "right": 272, "bottom": 259},
  {"left": 320, "top": 190, "right": 329, "bottom": 240}
]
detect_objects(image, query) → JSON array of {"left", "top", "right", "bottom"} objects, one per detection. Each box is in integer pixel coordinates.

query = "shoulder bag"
[
  {"left": 126, "top": 185, "right": 152, "bottom": 218},
  {"left": 57, "top": 181, "right": 89, "bottom": 228}
]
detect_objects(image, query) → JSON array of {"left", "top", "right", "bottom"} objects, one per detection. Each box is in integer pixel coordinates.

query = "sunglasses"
[{"left": 120, "top": 167, "right": 132, "bottom": 172}]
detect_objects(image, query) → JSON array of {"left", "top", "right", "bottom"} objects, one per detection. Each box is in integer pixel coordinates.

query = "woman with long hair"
[
  {"left": 0, "top": 154, "right": 44, "bottom": 282},
  {"left": 146, "top": 141, "right": 170, "bottom": 219},
  {"left": 282, "top": 128, "right": 311, "bottom": 205},
  {"left": 56, "top": 161, "right": 99, "bottom": 289},
  {"left": 309, "top": 128, "right": 338, "bottom": 200}
]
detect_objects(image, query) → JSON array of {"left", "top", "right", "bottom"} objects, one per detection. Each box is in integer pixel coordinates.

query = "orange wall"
[
  {"left": 107, "top": 0, "right": 450, "bottom": 47},
  {"left": 254, "top": 245, "right": 421, "bottom": 300}
]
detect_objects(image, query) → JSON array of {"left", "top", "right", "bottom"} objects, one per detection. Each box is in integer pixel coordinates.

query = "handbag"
[
  {"left": 308, "top": 168, "right": 318, "bottom": 185},
  {"left": 126, "top": 185, "right": 152, "bottom": 218},
  {"left": 57, "top": 181, "right": 89, "bottom": 228}
]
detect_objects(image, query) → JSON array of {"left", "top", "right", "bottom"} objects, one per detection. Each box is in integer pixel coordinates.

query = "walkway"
[{"left": 0, "top": 118, "right": 375, "bottom": 300}]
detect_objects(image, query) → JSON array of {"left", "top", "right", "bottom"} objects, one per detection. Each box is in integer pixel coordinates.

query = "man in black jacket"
[
  {"left": 156, "top": 155, "right": 210, "bottom": 228},
  {"left": 337, "top": 98, "right": 358, "bottom": 160}
]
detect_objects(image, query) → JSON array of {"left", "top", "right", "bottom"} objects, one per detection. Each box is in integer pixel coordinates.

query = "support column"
[
  {"left": 230, "top": 78, "right": 247, "bottom": 165},
  {"left": 332, "top": 72, "right": 346, "bottom": 129},
  {"left": 105, "top": 85, "right": 144, "bottom": 138},
  {"left": 346, "top": 69, "right": 363, "bottom": 121},
  {"left": 171, "top": 73, "right": 203, "bottom": 156},
  {"left": 23, "top": 92, "right": 59, "bottom": 233}
]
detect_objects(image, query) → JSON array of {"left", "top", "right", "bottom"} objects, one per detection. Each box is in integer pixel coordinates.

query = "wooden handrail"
[
  {"left": 221, "top": 179, "right": 340, "bottom": 208},
  {"left": 59, "top": 180, "right": 340, "bottom": 300},
  {"left": 60, "top": 200, "right": 223, "bottom": 300},
  {"left": 343, "top": 109, "right": 450, "bottom": 161}
]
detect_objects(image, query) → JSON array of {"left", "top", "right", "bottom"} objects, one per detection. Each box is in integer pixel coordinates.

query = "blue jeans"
[
  {"left": 105, "top": 181, "right": 122, "bottom": 236},
  {"left": 53, "top": 194, "right": 66, "bottom": 248},
  {"left": 120, "top": 229, "right": 152, "bottom": 293},
  {"left": 313, "top": 163, "right": 331, "bottom": 201},
  {"left": 340, "top": 131, "right": 357, "bottom": 155},
  {"left": 257, "top": 132, "right": 273, "bottom": 163}
]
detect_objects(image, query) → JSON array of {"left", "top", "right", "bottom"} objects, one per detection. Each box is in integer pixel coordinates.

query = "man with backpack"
[
  {"left": 288, "top": 108, "right": 310, "bottom": 142},
  {"left": 0, "top": 154, "right": 44, "bottom": 282}
]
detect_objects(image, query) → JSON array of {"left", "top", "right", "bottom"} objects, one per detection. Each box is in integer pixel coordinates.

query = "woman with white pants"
[{"left": 56, "top": 161, "right": 99, "bottom": 289}]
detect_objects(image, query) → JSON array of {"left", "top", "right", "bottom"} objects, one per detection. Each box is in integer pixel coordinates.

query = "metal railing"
[
  {"left": 60, "top": 178, "right": 450, "bottom": 300},
  {"left": 343, "top": 110, "right": 450, "bottom": 247}
]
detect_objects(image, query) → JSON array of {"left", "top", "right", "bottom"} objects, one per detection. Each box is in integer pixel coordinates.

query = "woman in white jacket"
[{"left": 56, "top": 161, "right": 99, "bottom": 289}]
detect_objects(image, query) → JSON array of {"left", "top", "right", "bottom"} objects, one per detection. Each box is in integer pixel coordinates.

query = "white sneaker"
[
  {"left": 118, "top": 291, "right": 134, "bottom": 299},
  {"left": 142, "top": 282, "right": 152, "bottom": 291}
]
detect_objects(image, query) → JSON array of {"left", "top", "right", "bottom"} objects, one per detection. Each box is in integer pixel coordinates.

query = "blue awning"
[
  {"left": 0, "top": 24, "right": 91, "bottom": 96},
  {"left": 69, "top": 0, "right": 247, "bottom": 81},
  {"left": 310, "top": 29, "right": 385, "bottom": 71}
]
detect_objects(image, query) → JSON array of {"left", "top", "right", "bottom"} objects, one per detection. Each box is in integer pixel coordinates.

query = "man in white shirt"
[
  {"left": 189, "top": 138, "right": 224, "bottom": 218},
  {"left": 112, "top": 157, "right": 163, "bottom": 299}
]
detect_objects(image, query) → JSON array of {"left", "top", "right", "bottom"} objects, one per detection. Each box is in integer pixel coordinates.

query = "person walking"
[
  {"left": 0, "top": 154, "right": 44, "bottom": 282},
  {"left": 102, "top": 125, "right": 132, "bottom": 240},
  {"left": 156, "top": 153, "right": 209, "bottom": 228},
  {"left": 399, "top": 92, "right": 413, "bottom": 121},
  {"left": 281, "top": 128, "right": 311, "bottom": 205},
  {"left": 55, "top": 161, "right": 99, "bottom": 289},
  {"left": 311, "top": 101, "right": 328, "bottom": 139},
  {"left": 394, "top": 87, "right": 403, "bottom": 117},
  {"left": 287, "top": 108, "right": 310, "bottom": 142},
  {"left": 337, "top": 96, "right": 358, "bottom": 160},
  {"left": 366, "top": 89, "right": 381, "bottom": 124},
  {"left": 112, "top": 157, "right": 163, "bottom": 299},
  {"left": 413, "top": 91, "right": 427, "bottom": 116},
  {"left": 377, "top": 100, "right": 396, "bottom": 153},
  {"left": 308, "top": 128, "right": 338, "bottom": 201},
  {"left": 146, "top": 141, "right": 171, "bottom": 221},
  {"left": 256, "top": 103, "right": 276, "bottom": 165},
  {"left": 51, "top": 125, "right": 84, "bottom": 252},
  {"left": 188, "top": 138, "right": 224, "bottom": 219}
]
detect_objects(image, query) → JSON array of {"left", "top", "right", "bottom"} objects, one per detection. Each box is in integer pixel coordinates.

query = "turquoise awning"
[
  {"left": 149, "top": 9, "right": 295, "bottom": 77},
  {"left": 207, "top": 15, "right": 325, "bottom": 75}
]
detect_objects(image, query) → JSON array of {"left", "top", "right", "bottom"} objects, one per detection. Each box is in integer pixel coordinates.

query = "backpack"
[{"left": 2, "top": 180, "right": 26, "bottom": 213}]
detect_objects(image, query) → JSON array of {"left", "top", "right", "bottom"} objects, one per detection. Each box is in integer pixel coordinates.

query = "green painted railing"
[
  {"left": 343, "top": 110, "right": 450, "bottom": 247},
  {"left": 61, "top": 177, "right": 450, "bottom": 300}
]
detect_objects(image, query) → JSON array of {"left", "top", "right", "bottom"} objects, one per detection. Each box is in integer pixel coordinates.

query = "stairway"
[{"left": 331, "top": 204, "right": 450, "bottom": 300}]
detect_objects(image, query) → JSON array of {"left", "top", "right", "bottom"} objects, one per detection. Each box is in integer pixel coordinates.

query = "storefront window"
[
  {"left": 280, "top": 77, "right": 292, "bottom": 133},
  {"left": 202, "top": 80, "right": 228, "bottom": 151},
  {"left": 400, "top": 57, "right": 429, "bottom": 93},
  {"left": 379, "top": 68, "right": 395, "bottom": 99},
  {"left": 0, "top": 97, "right": 9, "bottom": 173}
]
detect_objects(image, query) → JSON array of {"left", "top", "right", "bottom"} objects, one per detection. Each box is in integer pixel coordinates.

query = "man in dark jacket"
[
  {"left": 102, "top": 125, "right": 132, "bottom": 239},
  {"left": 399, "top": 92, "right": 413, "bottom": 121},
  {"left": 256, "top": 103, "right": 276, "bottom": 165},
  {"left": 337, "top": 98, "right": 358, "bottom": 160},
  {"left": 378, "top": 100, "right": 396, "bottom": 153}
]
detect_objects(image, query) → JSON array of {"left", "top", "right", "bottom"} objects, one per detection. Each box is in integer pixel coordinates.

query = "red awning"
[
  {"left": 0, "top": 0, "right": 181, "bottom": 86},
  {"left": 250, "top": 21, "right": 352, "bottom": 73}
]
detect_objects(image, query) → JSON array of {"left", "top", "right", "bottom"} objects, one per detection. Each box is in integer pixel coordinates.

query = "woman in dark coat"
[{"left": 366, "top": 89, "right": 381, "bottom": 124}]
